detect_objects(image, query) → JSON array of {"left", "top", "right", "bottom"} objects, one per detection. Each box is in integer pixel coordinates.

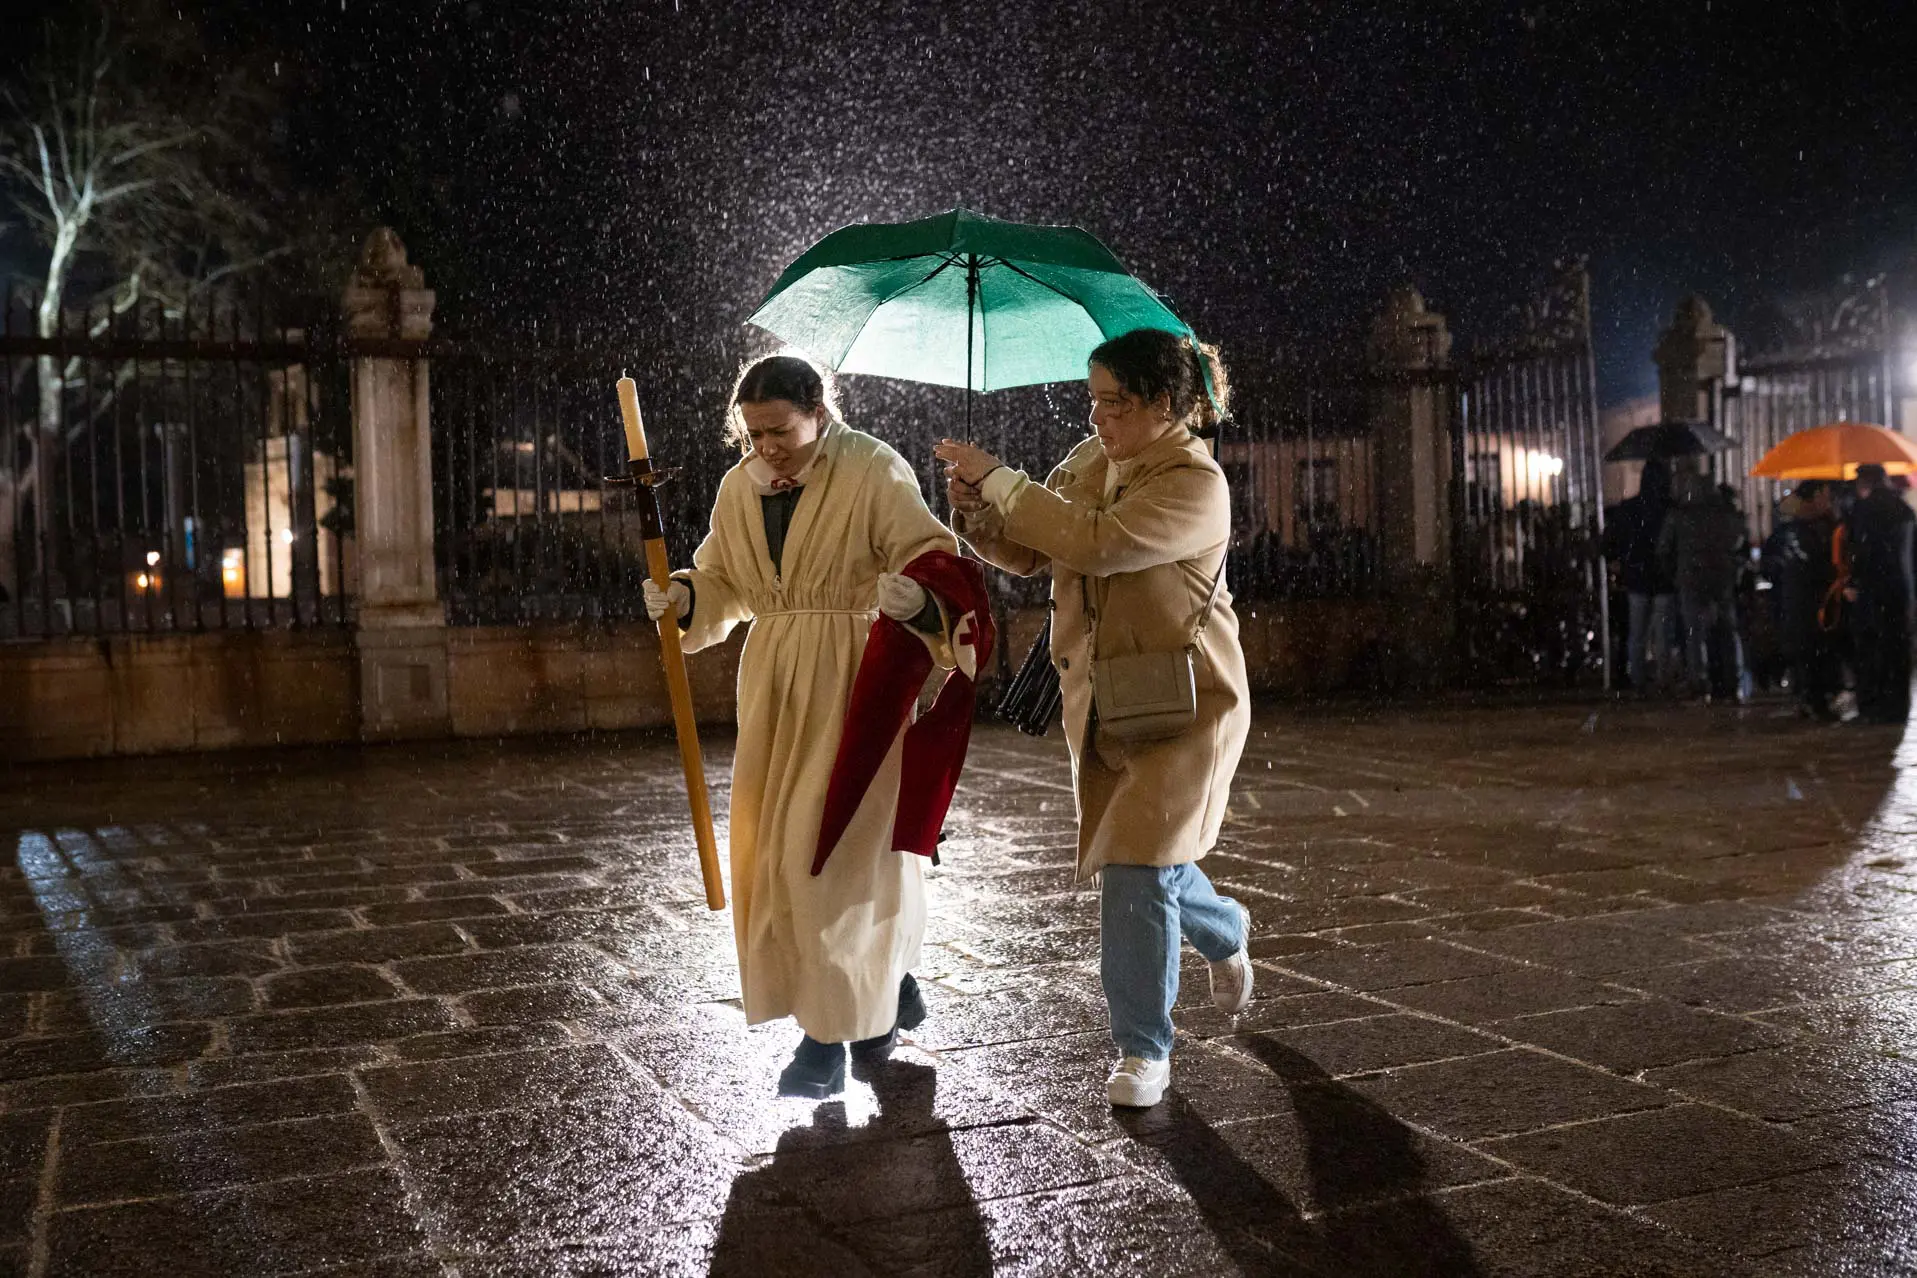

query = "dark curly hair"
[
  {"left": 1088, "top": 328, "right": 1231, "bottom": 435},
  {"left": 725, "top": 354, "right": 838, "bottom": 446}
]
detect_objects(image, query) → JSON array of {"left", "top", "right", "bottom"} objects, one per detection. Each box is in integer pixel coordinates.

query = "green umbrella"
[{"left": 746, "top": 208, "right": 1192, "bottom": 425}]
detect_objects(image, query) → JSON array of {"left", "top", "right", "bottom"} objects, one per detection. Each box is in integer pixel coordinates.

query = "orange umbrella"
[{"left": 1749, "top": 421, "right": 1917, "bottom": 480}]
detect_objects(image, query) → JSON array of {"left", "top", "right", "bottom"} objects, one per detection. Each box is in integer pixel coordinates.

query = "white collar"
[{"left": 743, "top": 422, "right": 832, "bottom": 496}]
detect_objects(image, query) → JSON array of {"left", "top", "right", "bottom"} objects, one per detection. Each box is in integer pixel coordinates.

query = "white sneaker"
[
  {"left": 1107, "top": 1055, "right": 1171, "bottom": 1108},
  {"left": 1209, "top": 903, "right": 1254, "bottom": 1015}
]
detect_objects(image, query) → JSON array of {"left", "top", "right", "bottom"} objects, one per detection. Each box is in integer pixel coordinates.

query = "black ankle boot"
[
  {"left": 897, "top": 972, "right": 927, "bottom": 1031},
  {"left": 777, "top": 1035, "right": 846, "bottom": 1099},
  {"left": 851, "top": 973, "right": 928, "bottom": 1062}
]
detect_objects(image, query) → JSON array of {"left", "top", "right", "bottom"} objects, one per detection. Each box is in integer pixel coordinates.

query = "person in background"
[
  {"left": 1720, "top": 484, "right": 1758, "bottom": 702},
  {"left": 1843, "top": 462, "right": 1915, "bottom": 724},
  {"left": 1764, "top": 480, "right": 1842, "bottom": 720},
  {"left": 1658, "top": 467, "right": 1748, "bottom": 702},
  {"left": 1604, "top": 458, "right": 1676, "bottom": 693}
]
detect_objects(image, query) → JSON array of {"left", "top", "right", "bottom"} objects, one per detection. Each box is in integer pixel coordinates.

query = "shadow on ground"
[
  {"left": 1117, "top": 1037, "right": 1482, "bottom": 1277},
  {"left": 709, "top": 1059, "right": 992, "bottom": 1276}
]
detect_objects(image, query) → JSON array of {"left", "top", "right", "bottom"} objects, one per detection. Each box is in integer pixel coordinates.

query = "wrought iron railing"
[
  {"left": 428, "top": 338, "right": 737, "bottom": 626},
  {"left": 0, "top": 287, "right": 353, "bottom": 639},
  {"left": 1454, "top": 264, "right": 1607, "bottom": 686}
]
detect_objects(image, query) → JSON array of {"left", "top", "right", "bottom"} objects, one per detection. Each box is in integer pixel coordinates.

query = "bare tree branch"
[{"left": 0, "top": 0, "right": 306, "bottom": 595}]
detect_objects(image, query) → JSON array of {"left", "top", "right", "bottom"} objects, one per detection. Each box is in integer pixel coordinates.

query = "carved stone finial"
[
  {"left": 1370, "top": 284, "right": 1452, "bottom": 370},
  {"left": 342, "top": 227, "right": 434, "bottom": 341},
  {"left": 1671, "top": 294, "right": 1715, "bottom": 333},
  {"left": 1656, "top": 294, "right": 1728, "bottom": 372},
  {"left": 353, "top": 228, "right": 426, "bottom": 291},
  {"left": 1384, "top": 284, "right": 1428, "bottom": 322},
  {"left": 1655, "top": 293, "right": 1732, "bottom": 420}
]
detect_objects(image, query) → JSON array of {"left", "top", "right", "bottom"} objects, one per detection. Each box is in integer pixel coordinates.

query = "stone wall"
[
  {"left": 445, "top": 623, "right": 742, "bottom": 738},
  {"left": 1, "top": 631, "right": 359, "bottom": 761},
  {"left": 2, "top": 624, "right": 746, "bottom": 763},
  {"left": 1, "top": 600, "right": 1396, "bottom": 762}
]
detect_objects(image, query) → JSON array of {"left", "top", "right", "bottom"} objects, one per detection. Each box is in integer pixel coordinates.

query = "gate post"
[
  {"left": 343, "top": 228, "right": 451, "bottom": 740},
  {"left": 1369, "top": 286, "right": 1456, "bottom": 688}
]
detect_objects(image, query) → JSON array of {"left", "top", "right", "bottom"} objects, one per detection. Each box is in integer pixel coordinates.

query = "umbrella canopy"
[
  {"left": 1603, "top": 420, "right": 1734, "bottom": 463},
  {"left": 746, "top": 208, "right": 1191, "bottom": 393},
  {"left": 1749, "top": 421, "right": 1917, "bottom": 480}
]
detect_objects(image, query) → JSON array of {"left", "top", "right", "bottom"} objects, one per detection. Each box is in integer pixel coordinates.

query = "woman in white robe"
[{"left": 644, "top": 355, "right": 959, "bottom": 1098}]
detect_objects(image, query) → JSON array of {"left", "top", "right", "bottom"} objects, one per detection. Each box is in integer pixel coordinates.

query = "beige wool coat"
[
  {"left": 676, "top": 420, "right": 959, "bottom": 1043},
  {"left": 958, "top": 427, "right": 1250, "bottom": 880}
]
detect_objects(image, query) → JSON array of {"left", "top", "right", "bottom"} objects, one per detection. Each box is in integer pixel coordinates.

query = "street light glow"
[{"left": 1524, "top": 450, "right": 1565, "bottom": 480}]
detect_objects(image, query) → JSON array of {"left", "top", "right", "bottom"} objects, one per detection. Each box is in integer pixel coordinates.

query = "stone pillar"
[
  {"left": 343, "top": 229, "right": 449, "bottom": 740},
  {"left": 1895, "top": 310, "right": 1917, "bottom": 438},
  {"left": 1368, "top": 286, "right": 1456, "bottom": 688},
  {"left": 1654, "top": 295, "right": 1734, "bottom": 425},
  {"left": 1370, "top": 286, "right": 1455, "bottom": 579}
]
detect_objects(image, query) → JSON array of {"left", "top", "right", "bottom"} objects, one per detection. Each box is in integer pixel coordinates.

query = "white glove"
[
  {"left": 877, "top": 572, "right": 928, "bottom": 621},
  {"left": 644, "top": 579, "right": 690, "bottom": 623}
]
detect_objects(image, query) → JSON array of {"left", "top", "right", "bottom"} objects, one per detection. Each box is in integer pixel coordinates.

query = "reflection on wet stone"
[{"left": 0, "top": 706, "right": 1912, "bottom": 1272}]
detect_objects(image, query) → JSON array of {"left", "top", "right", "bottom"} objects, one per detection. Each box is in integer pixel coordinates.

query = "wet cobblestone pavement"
[{"left": 3, "top": 703, "right": 1916, "bottom": 1276}]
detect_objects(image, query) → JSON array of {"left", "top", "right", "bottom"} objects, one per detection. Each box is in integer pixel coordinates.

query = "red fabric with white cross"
[{"left": 811, "top": 550, "right": 996, "bottom": 876}]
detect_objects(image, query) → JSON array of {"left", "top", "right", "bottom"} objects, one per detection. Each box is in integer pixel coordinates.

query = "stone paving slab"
[{"left": 1, "top": 701, "right": 1915, "bottom": 1274}]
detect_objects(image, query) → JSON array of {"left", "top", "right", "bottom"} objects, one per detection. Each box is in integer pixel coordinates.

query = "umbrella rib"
[
  {"left": 873, "top": 255, "right": 961, "bottom": 308},
  {"left": 990, "top": 257, "right": 1085, "bottom": 308},
  {"left": 816, "top": 255, "right": 963, "bottom": 371},
  {"left": 994, "top": 257, "right": 1189, "bottom": 337}
]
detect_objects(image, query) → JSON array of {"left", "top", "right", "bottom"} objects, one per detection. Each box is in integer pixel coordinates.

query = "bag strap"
[
  {"left": 1080, "top": 548, "right": 1230, "bottom": 651},
  {"left": 1189, "top": 551, "right": 1228, "bottom": 643},
  {"left": 1080, "top": 462, "right": 1228, "bottom": 649}
]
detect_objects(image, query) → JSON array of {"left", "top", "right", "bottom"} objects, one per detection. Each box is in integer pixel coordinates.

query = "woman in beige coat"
[
  {"left": 644, "top": 355, "right": 962, "bottom": 1100},
  {"left": 935, "top": 328, "right": 1253, "bottom": 1109}
]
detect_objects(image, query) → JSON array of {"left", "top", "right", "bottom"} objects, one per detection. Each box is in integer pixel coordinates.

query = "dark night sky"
[{"left": 17, "top": 1, "right": 1917, "bottom": 411}]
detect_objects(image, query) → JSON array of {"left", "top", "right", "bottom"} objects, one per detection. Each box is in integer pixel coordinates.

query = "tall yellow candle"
[
  {"left": 608, "top": 373, "right": 723, "bottom": 910},
  {"left": 616, "top": 376, "right": 648, "bottom": 462}
]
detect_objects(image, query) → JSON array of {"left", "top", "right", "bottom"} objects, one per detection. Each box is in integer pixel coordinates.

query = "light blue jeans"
[{"left": 1100, "top": 862, "right": 1248, "bottom": 1061}]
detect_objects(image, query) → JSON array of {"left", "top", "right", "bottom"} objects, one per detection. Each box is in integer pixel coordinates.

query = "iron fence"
[
  {"left": 0, "top": 287, "right": 353, "bottom": 639},
  {"left": 429, "top": 354, "right": 1400, "bottom": 627},
  {"left": 1713, "top": 276, "right": 1898, "bottom": 547},
  {"left": 422, "top": 330, "right": 1592, "bottom": 681},
  {"left": 868, "top": 368, "right": 1393, "bottom": 612},
  {"left": 437, "top": 344, "right": 646, "bottom": 626},
  {"left": 1218, "top": 365, "right": 1393, "bottom": 604},
  {"left": 1, "top": 268, "right": 1610, "bottom": 703},
  {"left": 1453, "top": 266, "right": 1608, "bottom": 686},
  {"left": 1719, "top": 351, "right": 1893, "bottom": 548}
]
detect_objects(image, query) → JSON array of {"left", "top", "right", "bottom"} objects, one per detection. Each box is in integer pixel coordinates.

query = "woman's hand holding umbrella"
[
  {"left": 947, "top": 475, "right": 986, "bottom": 514},
  {"left": 936, "top": 439, "right": 1001, "bottom": 514},
  {"left": 936, "top": 438, "right": 1003, "bottom": 484}
]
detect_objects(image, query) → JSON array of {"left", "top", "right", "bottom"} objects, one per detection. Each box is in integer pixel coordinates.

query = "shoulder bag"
[{"left": 1083, "top": 554, "right": 1227, "bottom": 744}]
